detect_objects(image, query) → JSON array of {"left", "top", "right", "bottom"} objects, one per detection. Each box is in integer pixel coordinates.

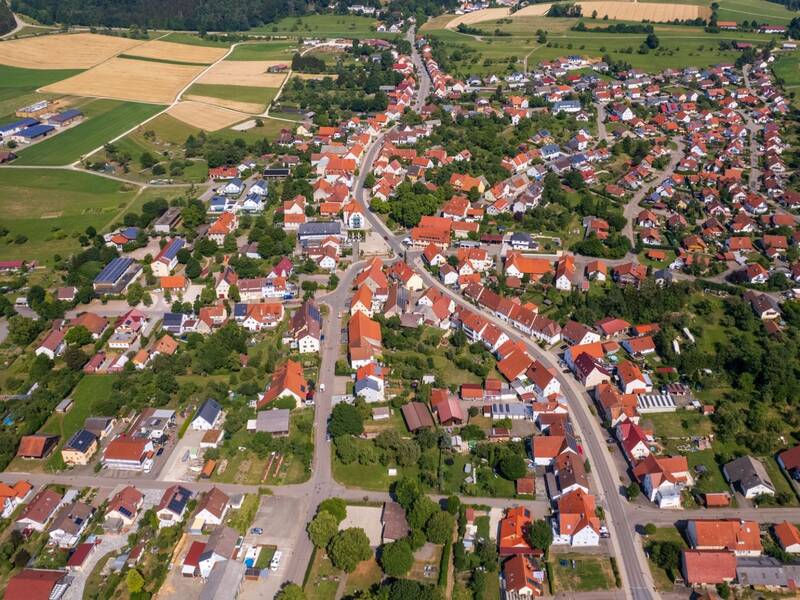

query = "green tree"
[
  {"left": 644, "top": 523, "right": 657, "bottom": 536},
  {"left": 65, "top": 325, "right": 92, "bottom": 347},
  {"left": 425, "top": 511, "right": 454, "bottom": 544},
  {"left": 185, "top": 257, "right": 201, "bottom": 279},
  {"left": 380, "top": 539, "right": 414, "bottom": 576},
  {"left": 625, "top": 483, "right": 640, "bottom": 500},
  {"left": 328, "top": 403, "right": 364, "bottom": 437},
  {"left": 126, "top": 568, "right": 145, "bottom": 593},
  {"left": 8, "top": 316, "right": 44, "bottom": 346},
  {"left": 275, "top": 584, "right": 306, "bottom": 600},
  {"left": 328, "top": 528, "right": 371, "bottom": 572},
  {"left": 307, "top": 511, "right": 338, "bottom": 548},
  {"left": 126, "top": 283, "right": 144, "bottom": 306},
  {"left": 498, "top": 454, "right": 527, "bottom": 480},
  {"left": 318, "top": 498, "right": 347, "bottom": 522},
  {"left": 526, "top": 519, "right": 553, "bottom": 553},
  {"left": 408, "top": 496, "right": 438, "bottom": 530}
]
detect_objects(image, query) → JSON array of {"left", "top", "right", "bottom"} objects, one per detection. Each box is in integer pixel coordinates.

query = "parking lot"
[{"left": 159, "top": 428, "right": 206, "bottom": 483}]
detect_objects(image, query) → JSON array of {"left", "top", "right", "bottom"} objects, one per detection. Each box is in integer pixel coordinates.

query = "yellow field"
[
  {"left": 439, "top": 1, "right": 707, "bottom": 28},
  {"left": 183, "top": 94, "right": 264, "bottom": 114},
  {"left": 167, "top": 101, "right": 248, "bottom": 131},
  {"left": 578, "top": 1, "right": 710, "bottom": 21},
  {"left": 123, "top": 39, "right": 228, "bottom": 64},
  {"left": 197, "top": 60, "right": 288, "bottom": 88},
  {"left": 42, "top": 57, "right": 204, "bottom": 104},
  {"left": 292, "top": 72, "right": 339, "bottom": 80},
  {"left": 0, "top": 33, "right": 142, "bottom": 69}
]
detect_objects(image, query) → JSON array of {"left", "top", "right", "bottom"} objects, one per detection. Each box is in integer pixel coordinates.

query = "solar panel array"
[{"left": 95, "top": 257, "right": 134, "bottom": 284}]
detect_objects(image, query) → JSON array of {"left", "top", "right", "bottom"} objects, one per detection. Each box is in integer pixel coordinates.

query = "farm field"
[
  {"left": 167, "top": 100, "right": 248, "bottom": 131},
  {"left": 0, "top": 169, "right": 139, "bottom": 263},
  {"left": 0, "top": 32, "right": 142, "bottom": 69},
  {"left": 161, "top": 32, "right": 233, "bottom": 47},
  {"left": 773, "top": 53, "right": 800, "bottom": 89},
  {"left": 576, "top": 2, "right": 710, "bottom": 20},
  {"left": 42, "top": 57, "right": 203, "bottom": 104},
  {"left": 122, "top": 39, "right": 228, "bottom": 64},
  {"left": 0, "top": 64, "right": 81, "bottom": 120},
  {"left": 184, "top": 83, "right": 278, "bottom": 113},
  {"left": 197, "top": 60, "right": 288, "bottom": 88},
  {"left": 715, "top": 0, "right": 797, "bottom": 23},
  {"left": 227, "top": 41, "right": 298, "bottom": 61},
  {"left": 13, "top": 99, "right": 164, "bottom": 166},
  {"left": 247, "top": 14, "right": 380, "bottom": 38}
]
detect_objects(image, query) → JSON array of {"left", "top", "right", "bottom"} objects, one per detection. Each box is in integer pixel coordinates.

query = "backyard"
[{"left": 550, "top": 553, "right": 617, "bottom": 593}]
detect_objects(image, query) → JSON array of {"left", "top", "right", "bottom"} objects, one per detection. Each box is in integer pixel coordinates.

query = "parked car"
[{"left": 250, "top": 527, "right": 263, "bottom": 535}]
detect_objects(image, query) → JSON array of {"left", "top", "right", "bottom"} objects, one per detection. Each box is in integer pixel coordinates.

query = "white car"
[{"left": 270, "top": 551, "right": 283, "bottom": 571}]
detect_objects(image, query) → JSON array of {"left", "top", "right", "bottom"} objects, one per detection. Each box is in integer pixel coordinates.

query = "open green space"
[
  {"left": 643, "top": 526, "right": 686, "bottom": 591},
  {"left": 550, "top": 553, "right": 616, "bottom": 592},
  {"left": 687, "top": 449, "right": 730, "bottom": 494},
  {"left": 227, "top": 41, "right": 298, "bottom": 61},
  {"left": 343, "top": 557, "right": 383, "bottom": 596},
  {"left": 333, "top": 447, "right": 420, "bottom": 491},
  {"left": 162, "top": 32, "right": 232, "bottom": 47},
  {"left": 186, "top": 83, "right": 279, "bottom": 107},
  {"left": 716, "top": 0, "right": 797, "bottom": 23},
  {"left": 0, "top": 168, "right": 139, "bottom": 263},
  {"left": 226, "top": 493, "right": 260, "bottom": 534},
  {"left": 248, "top": 14, "right": 380, "bottom": 39},
  {"left": 304, "top": 549, "right": 342, "bottom": 600},
  {"left": 0, "top": 64, "right": 81, "bottom": 120},
  {"left": 773, "top": 53, "right": 800, "bottom": 89},
  {"left": 14, "top": 99, "right": 164, "bottom": 166},
  {"left": 40, "top": 374, "right": 116, "bottom": 442}
]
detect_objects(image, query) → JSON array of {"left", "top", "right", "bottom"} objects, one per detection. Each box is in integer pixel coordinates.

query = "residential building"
[
  {"left": 48, "top": 501, "right": 94, "bottom": 548},
  {"left": 192, "top": 399, "right": 223, "bottom": 431},
  {"left": 17, "top": 489, "right": 62, "bottom": 532},
  {"left": 156, "top": 485, "right": 192, "bottom": 528},
  {"left": 102, "top": 435, "right": 154, "bottom": 472},
  {"left": 195, "top": 487, "right": 230, "bottom": 527},
  {"left": 687, "top": 519, "right": 762, "bottom": 556},
  {"left": 60, "top": 429, "right": 98, "bottom": 466},
  {"left": 105, "top": 485, "right": 144, "bottom": 530},
  {"left": 723, "top": 456, "right": 775, "bottom": 498}
]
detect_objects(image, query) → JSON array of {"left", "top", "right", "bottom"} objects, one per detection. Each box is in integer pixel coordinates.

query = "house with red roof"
[
  {"left": 555, "top": 490, "right": 601, "bottom": 547},
  {"left": 687, "top": 519, "right": 762, "bottom": 556},
  {"left": 498, "top": 506, "right": 536, "bottom": 556},
  {"left": 0, "top": 480, "right": 32, "bottom": 518},
  {"left": 774, "top": 521, "right": 800, "bottom": 553},
  {"left": 4, "top": 568, "right": 69, "bottom": 600},
  {"left": 616, "top": 421, "right": 650, "bottom": 462},
  {"left": 258, "top": 360, "right": 308, "bottom": 408},
  {"left": 633, "top": 455, "right": 693, "bottom": 508},
  {"left": 502, "top": 555, "right": 544, "bottom": 598}
]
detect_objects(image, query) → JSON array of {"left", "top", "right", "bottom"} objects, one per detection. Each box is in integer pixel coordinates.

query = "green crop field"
[
  {"left": 227, "top": 40, "right": 299, "bottom": 61},
  {"left": 186, "top": 83, "right": 279, "bottom": 107},
  {"left": 716, "top": 0, "right": 797, "bottom": 23},
  {"left": 248, "top": 14, "right": 383, "bottom": 39},
  {"left": 13, "top": 99, "right": 164, "bottom": 166},
  {"left": 0, "top": 169, "right": 139, "bottom": 263},
  {"left": 0, "top": 65, "right": 82, "bottom": 121}
]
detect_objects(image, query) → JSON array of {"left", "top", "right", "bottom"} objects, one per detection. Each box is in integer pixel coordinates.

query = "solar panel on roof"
[{"left": 95, "top": 257, "right": 134, "bottom": 283}]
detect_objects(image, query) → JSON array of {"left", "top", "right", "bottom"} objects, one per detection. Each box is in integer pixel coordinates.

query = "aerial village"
[{"left": 2, "top": 1, "right": 800, "bottom": 600}]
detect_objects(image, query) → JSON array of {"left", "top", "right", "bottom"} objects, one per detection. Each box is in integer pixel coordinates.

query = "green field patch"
[
  {"left": 0, "top": 169, "right": 139, "bottom": 263},
  {"left": 40, "top": 374, "right": 116, "bottom": 442},
  {"left": 162, "top": 32, "right": 233, "bottom": 47},
  {"left": 248, "top": 14, "right": 382, "bottom": 39},
  {"left": 0, "top": 64, "right": 82, "bottom": 120},
  {"left": 773, "top": 53, "right": 800, "bottom": 90},
  {"left": 551, "top": 553, "right": 616, "bottom": 592},
  {"left": 186, "top": 83, "right": 278, "bottom": 107},
  {"left": 14, "top": 99, "right": 164, "bottom": 166},
  {"left": 117, "top": 53, "right": 210, "bottom": 67},
  {"left": 227, "top": 41, "right": 298, "bottom": 61},
  {"left": 716, "top": 0, "right": 797, "bottom": 23}
]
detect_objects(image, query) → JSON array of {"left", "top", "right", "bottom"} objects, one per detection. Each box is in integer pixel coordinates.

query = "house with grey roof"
[
  {"left": 192, "top": 399, "right": 223, "bottom": 431},
  {"left": 199, "top": 525, "right": 239, "bottom": 578},
  {"left": 248, "top": 409, "right": 290, "bottom": 436},
  {"left": 723, "top": 456, "right": 775, "bottom": 499}
]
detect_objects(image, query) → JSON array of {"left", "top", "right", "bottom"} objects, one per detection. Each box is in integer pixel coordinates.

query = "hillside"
[
  {"left": 8, "top": 0, "right": 315, "bottom": 31},
  {"left": 0, "top": 2, "right": 16, "bottom": 35}
]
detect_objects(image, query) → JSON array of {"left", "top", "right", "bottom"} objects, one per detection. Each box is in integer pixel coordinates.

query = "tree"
[
  {"left": 644, "top": 523, "right": 657, "bottom": 536},
  {"left": 126, "top": 569, "right": 145, "bottom": 593},
  {"left": 8, "top": 315, "right": 44, "bottom": 346},
  {"left": 645, "top": 32, "right": 660, "bottom": 49},
  {"left": 307, "top": 511, "right": 338, "bottom": 548},
  {"left": 625, "top": 483, "right": 640, "bottom": 500},
  {"left": 185, "top": 257, "right": 201, "bottom": 279},
  {"left": 65, "top": 325, "right": 92, "bottom": 347},
  {"left": 140, "top": 152, "right": 157, "bottom": 168},
  {"left": 498, "top": 454, "right": 527, "bottom": 480},
  {"left": 328, "top": 403, "right": 364, "bottom": 437},
  {"left": 318, "top": 497, "right": 347, "bottom": 522},
  {"left": 526, "top": 519, "right": 553, "bottom": 554},
  {"left": 408, "top": 496, "right": 438, "bottom": 530},
  {"left": 380, "top": 539, "right": 414, "bottom": 576},
  {"left": 328, "top": 528, "right": 371, "bottom": 572},
  {"left": 425, "top": 511, "right": 454, "bottom": 544},
  {"left": 445, "top": 495, "right": 461, "bottom": 515},
  {"left": 63, "top": 346, "right": 88, "bottom": 371},
  {"left": 126, "top": 283, "right": 144, "bottom": 306},
  {"left": 275, "top": 584, "right": 306, "bottom": 600},
  {"left": 393, "top": 477, "right": 422, "bottom": 509}
]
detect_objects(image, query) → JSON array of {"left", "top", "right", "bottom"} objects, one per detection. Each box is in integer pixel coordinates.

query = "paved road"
[
  {"left": 62, "top": 532, "right": 128, "bottom": 600},
  {"left": 621, "top": 139, "right": 685, "bottom": 247}
]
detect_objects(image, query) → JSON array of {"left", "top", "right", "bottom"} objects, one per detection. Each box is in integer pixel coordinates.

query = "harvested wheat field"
[
  {"left": 123, "top": 39, "right": 228, "bottom": 64},
  {"left": 167, "top": 101, "right": 247, "bottom": 131},
  {"left": 0, "top": 33, "right": 142, "bottom": 69},
  {"left": 198, "top": 60, "right": 288, "bottom": 87},
  {"left": 42, "top": 58, "right": 204, "bottom": 104},
  {"left": 514, "top": 4, "right": 557, "bottom": 17},
  {"left": 445, "top": 8, "right": 511, "bottom": 29},
  {"left": 577, "top": 1, "right": 710, "bottom": 21},
  {"left": 183, "top": 94, "right": 263, "bottom": 114}
]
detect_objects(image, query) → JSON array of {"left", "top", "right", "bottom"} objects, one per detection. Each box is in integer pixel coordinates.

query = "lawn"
[
  {"left": 550, "top": 553, "right": 616, "bottom": 593},
  {"left": 343, "top": 556, "right": 382, "bottom": 596},
  {"left": 643, "top": 526, "right": 686, "bottom": 591},
  {"left": 762, "top": 456, "right": 799, "bottom": 506},
  {"left": 248, "top": 14, "right": 382, "bottom": 39},
  {"left": 0, "top": 168, "right": 139, "bottom": 263},
  {"left": 333, "top": 450, "right": 419, "bottom": 491},
  {"left": 304, "top": 550, "right": 342, "bottom": 600},
  {"left": 646, "top": 410, "right": 713, "bottom": 440},
  {"left": 773, "top": 53, "right": 800, "bottom": 90},
  {"left": 0, "top": 64, "right": 81, "bottom": 120},
  {"left": 39, "top": 374, "right": 116, "bottom": 442},
  {"left": 254, "top": 544, "right": 276, "bottom": 569},
  {"left": 687, "top": 449, "right": 729, "bottom": 494},
  {"left": 185, "top": 83, "right": 279, "bottom": 107},
  {"left": 226, "top": 41, "right": 298, "bottom": 61},
  {"left": 14, "top": 99, "right": 165, "bottom": 166},
  {"left": 226, "top": 493, "right": 260, "bottom": 534}
]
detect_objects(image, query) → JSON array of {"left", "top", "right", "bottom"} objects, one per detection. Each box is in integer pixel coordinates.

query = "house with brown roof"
[
  {"left": 502, "top": 554, "right": 544, "bottom": 599},
  {"left": 17, "top": 435, "right": 59, "bottom": 460},
  {"left": 617, "top": 360, "right": 651, "bottom": 394},
  {"left": 69, "top": 312, "right": 108, "bottom": 339},
  {"left": 401, "top": 402, "right": 434, "bottom": 432},
  {"left": 102, "top": 434, "right": 154, "bottom": 473},
  {"left": 381, "top": 501, "right": 409, "bottom": 543},
  {"left": 17, "top": 488, "right": 62, "bottom": 532},
  {"left": 105, "top": 485, "right": 143, "bottom": 530},
  {"left": 348, "top": 311, "right": 382, "bottom": 369},
  {"left": 195, "top": 487, "right": 230, "bottom": 527},
  {"left": 681, "top": 550, "right": 736, "bottom": 585},
  {"left": 49, "top": 501, "right": 94, "bottom": 548}
]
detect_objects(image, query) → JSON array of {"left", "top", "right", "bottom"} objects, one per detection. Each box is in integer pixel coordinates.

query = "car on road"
[{"left": 250, "top": 527, "right": 263, "bottom": 535}]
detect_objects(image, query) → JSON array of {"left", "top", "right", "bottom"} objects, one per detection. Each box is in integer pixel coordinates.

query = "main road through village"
[{"left": 7, "top": 27, "right": 796, "bottom": 600}]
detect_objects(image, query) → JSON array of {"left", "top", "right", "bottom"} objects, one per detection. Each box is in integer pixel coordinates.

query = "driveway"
[
  {"left": 62, "top": 532, "right": 128, "bottom": 600},
  {"left": 159, "top": 428, "right": 205, "bottom": 483}
]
